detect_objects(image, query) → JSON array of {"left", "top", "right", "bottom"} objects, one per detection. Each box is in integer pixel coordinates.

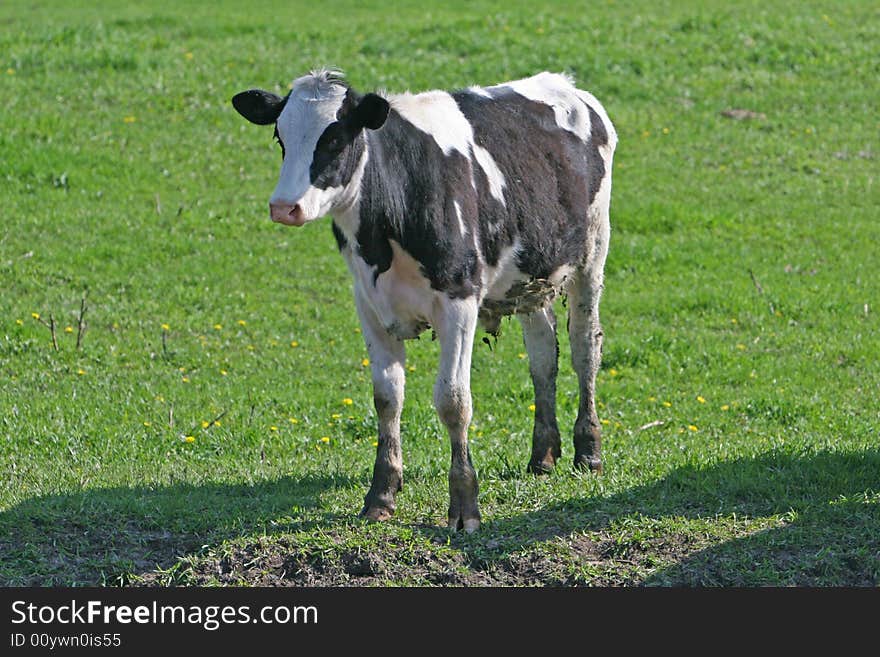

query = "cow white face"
[{"left": 232, "top": 72, "right": 389, "bottom": 227}]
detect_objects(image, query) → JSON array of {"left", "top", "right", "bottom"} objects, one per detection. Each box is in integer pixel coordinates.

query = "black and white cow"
[{"left": 232, "top": 69, "right": 616, "bottom": 532}]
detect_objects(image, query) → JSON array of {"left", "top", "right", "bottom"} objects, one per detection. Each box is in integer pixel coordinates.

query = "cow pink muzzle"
[{"left": 269, "top": 202, "right": 306, "bottom": 226}]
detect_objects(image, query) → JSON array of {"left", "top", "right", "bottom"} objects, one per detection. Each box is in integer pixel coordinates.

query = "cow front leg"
[
  {"left": 433, "top": 296, "right": 480, "bottom": 533},
  {"left": 355, "top": 292, "right": 406, "bottom": 521},
  {"left": 518, "top": 305, "right": 561, "bottom": 474}
]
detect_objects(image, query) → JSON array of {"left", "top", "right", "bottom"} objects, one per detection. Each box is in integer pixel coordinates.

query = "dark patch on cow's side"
[
  {"left": 453, "top": 88, "right": 606, "bottom": 281},
  {"left": 331, "top": 221, "right": 348, "bottom": 251},
  {"left": 359, "top": 109, "right": 481, "bottom": 298}
]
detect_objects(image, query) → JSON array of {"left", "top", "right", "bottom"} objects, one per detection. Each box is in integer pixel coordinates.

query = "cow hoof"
[
  {"left": 574, "top": 455, "right": 603, "bottom": 474},
  {"left": 448, "top": 514, "right": 480, "bottom": 533},
  {"left": 360, "top": 505, "right": 394, "bottom": 522},
  {"left": 527, "top": 459, "right": 556, "bottom": 475}
]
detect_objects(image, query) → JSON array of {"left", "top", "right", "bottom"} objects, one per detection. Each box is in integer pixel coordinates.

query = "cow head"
[{"left": 232, "top": 70, "right": 389, "bottom": 226}]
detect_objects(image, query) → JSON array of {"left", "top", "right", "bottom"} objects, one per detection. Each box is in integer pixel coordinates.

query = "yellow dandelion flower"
[
  {"left": 361, "top": 358, "right": 370, "bottom": 367},
  {"left": 348, "top": 416, "right": 354, "bottom": 420},
  {"left": 31, "top": 312, "right": 40, "bottom": 320},
  {"left": 247, "top": 344, "right": 255, "bottom": 351},
  {"left": 331, "top": 413, "right": 342, "bottom": 419},
  {"left": 77, "top": 368, "right": 85, "bottom": 375},
  {"left": 181, "top": 376, "right": 189, "bottom": 383},
  {"left": 721, "top": 404, "right": 730, "bottom": 411},
  {"left": 123, "top": 116, "right": 136, "bottom": 124},
  {"left": 155, "top": 395, "right": 164, "bottom": 402},
  {"left": 213, "top": 323, "right": 222, "bottom": 330},
  {"left": 342, "top": 398, "right": 354, "bottom": 406},
  {"left": 730, "top": 318, "right": 738, "bottom": 324},
  {"left": 609, "top": 368, "right": 618, "bottom": 376},
  {"left": 143, "top": 421, "right": 151, "bottom": 427},
  {"left": 320, "top": 436, "right": 330, "bottom": 443},
  {"left": 662, "top": 127, "right": 670, "bottom": 135},
  {"left": 688, "top": 425, "right": 698, "bottom": 432},
  {"left": 407, "top": 365, "right": 416, "bottom": 372},
  {"left": 178, "top": 367, "right": 186, "bottom": 372},
  {"left": 517, "top": 352, "right": 526, "bottom": 359},
  {"left": 697, "top": 396, "right": 706, "bottom": 404},
  {"left": 184, "top": 435, "right": 195, "bottom": 443},
  {"left": 15, "top": 319, "right": 23, "bottom": 325},
  {"left": 161, "top": 323, "right": 170, "bottom": 331},
  {"left": 290, "top": 340, "right": 299, "bottom": 348},
  {"left": 64, "top": 326, "right": 73, "bottom": 333},
  {"left": 220, "top": 369, "right": 228, "bottom": 376},
  {"left": 237, "top": 319, "right": 246, "bottom": 326},
  {"left": 214, "top": 420, "right": 221, "bottom": 427},
  {"left": 736, "top": 343, "right": 746, "bottom": 351},
  {"left": 528, "top": 404, "right": 536, "bottom": 412},
  {"left": 270, "top": 426, "right": 278, "bottom": 432},
  {"left": 600, "top": 418, "right": 610, "bottom": 425},
  {"left": 663, "top": 401, "right": 672, "bottom": 407},
  {"left": 289, "top": 417, "right": 299, "bottom": 424},
  {"left": 648, "top": 396, "right": 657, "bottom": 402},
  {"left": 354, "top": 327, "right": 361, "bottom": 333},
  {"left": 371, "top": 440, "right": 378, "bottom": 447},
  {"left": 201, "top": 420, "right": 210, "bottom": 429}
]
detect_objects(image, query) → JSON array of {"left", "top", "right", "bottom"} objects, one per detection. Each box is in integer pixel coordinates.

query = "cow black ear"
[
  {"left": 350, "top": 93, "right": 389, "bottom": 131},
  {"left": 231, "top": 89, "right": 287, "bottom": 125}
]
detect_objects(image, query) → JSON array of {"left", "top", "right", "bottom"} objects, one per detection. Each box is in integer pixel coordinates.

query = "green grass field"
[{"left": 2, "top": 0, "right": 878, "bottom": 586}]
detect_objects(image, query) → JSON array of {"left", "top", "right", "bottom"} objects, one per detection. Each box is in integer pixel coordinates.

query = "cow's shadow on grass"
[
  {"left": 428, "top": 448, "right": 880, "bottom": 585},
  {"left": 3, "top": 450, "right": 878, "bottom": 586},
  {"left": 0, "top": 473, "right": 354, "bottom": 586}
]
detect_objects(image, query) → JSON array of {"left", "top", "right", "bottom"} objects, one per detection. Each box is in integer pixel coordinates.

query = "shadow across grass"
[
  {"left": 0, "top": 473, "right": 356, "bottom": 586},
  {"left": 3, "top": 450, "right": 877, "bottom": 586},
  {"left": 427, "top": 448, "right": 880, "bottom": 585}
]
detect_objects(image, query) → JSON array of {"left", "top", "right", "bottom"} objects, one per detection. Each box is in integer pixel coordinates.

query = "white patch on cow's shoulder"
[
  {"left": 491, "top": 72, "right": 592, "bottom": 142},
  {"left": 390, "top": 91, "right": 472, "bottom": 157},
  {"left": 389, "top": 90, "right": 507, "bottom": 206}
]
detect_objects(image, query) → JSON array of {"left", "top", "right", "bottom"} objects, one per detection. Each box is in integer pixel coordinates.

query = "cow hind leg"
[
  {"left": 518, "top": 305, "right": 561, "bottom": 474},
  {"left": 433, "top": 296, "right": 481, "bottom": 533},
  {"left": 568, "top": 217, "right": 610, "bottom": 473}
]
